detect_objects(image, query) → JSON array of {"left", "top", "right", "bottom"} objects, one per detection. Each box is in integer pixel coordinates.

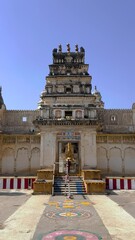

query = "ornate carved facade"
[{"left": 0, "top": 45, "right": 135, "bottom": 176}]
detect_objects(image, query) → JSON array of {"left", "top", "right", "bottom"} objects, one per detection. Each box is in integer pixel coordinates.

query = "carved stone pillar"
[
  {"left": 81, "top": 129, "right": 97, "bottom": 169},
  {"left": 40, "top": 129, "right": 56, "bottom": 168}
]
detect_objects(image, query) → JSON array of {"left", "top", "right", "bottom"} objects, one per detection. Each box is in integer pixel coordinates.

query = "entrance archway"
[{"left": 57, "top": 141, "right": 79, "bottom": 175}]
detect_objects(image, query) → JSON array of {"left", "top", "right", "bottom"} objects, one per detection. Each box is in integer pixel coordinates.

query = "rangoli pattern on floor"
[
  {"left": 49, "top": 199, "right": 95, "bottom": 209},
  {"left": 45, "top": 210, "right": 92, "bottom": 220},
  {"left": 41, "top": 230, "right": 102, "bottom": 240}
]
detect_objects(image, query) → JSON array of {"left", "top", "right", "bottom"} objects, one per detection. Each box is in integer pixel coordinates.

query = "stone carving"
[
  {"left": 58, "top": 44, "right": 62, "bottom": 52},
  {"left": 57, "top": 131, "right": 81, "bottom": 140},
  {"left": 31, "top": 136, "right": 40, "bottom": 143},
  {"left": 123, "top": 136, "right": 135, "bottom": 143},
  {"left": 96, "top": 136, "right": 107, "bottom": 143},
  {"left": 75, "top": 44, "right": 78, "bottom": 52},
  {"left": 97, "top": 135, "right": 135, "bottom": 143},
  {"left": 3, "top": 136, "right": 16, "bottom": 144},
  {"left": 108, "top": 136, "right": 121, "bottom": 143},
  {"left": 17, "top": 136, "right": 30, "bottom": 143},
  {"left": 53, "top": 48, "right": 57, "bottom": 53},
  {"left": 55, "top": 110, "right": 61, "bottom": 118},
  {"left": 67, "top": 43, "right": 70, "bottom": 52},
  {"left": 0, "top": 86, "right": 6, "bottom": 109},
  {"left": 80, "top": 46, "right": 85, "bottom": 52},
  {"left": 65, "top": 142, "right": 74, "bottom": 161}
]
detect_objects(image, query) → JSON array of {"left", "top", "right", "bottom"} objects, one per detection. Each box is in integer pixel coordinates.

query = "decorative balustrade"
[{"left": 33, "top": 118, "right": 99, "bottom": 126}]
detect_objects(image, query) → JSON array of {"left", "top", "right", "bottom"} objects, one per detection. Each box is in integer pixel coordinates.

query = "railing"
[
  {"left": 53, "top": 161, "right": 72, "bottom": 198},
  {"left": 52, "top": 162, "right": 56, "bottom": 196}
]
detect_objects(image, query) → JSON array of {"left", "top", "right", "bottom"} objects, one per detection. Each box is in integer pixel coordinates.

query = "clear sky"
[{"left": 0, "top": 0, "right": 135, "bottom": 110}]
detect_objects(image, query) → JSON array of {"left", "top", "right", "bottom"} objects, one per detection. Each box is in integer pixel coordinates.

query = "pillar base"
[
  {"left": 33, "top": 168, "right": 53, "bottom": 194},
  {"left": 84, "top": 180, "right": 106, "bottom": 193}
]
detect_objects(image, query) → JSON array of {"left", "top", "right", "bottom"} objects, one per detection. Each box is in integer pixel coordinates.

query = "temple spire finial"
[
  {"left": 75, "top": 44, "right": 78, "bottom": 52},
  {"left": 66, "top": 43, "right": 70, "bottom": 52},
  {"left": 58, "top": 44, "right": 62, "bottom": 52},
  {"left": 0, "top": 86, "right": 6, "bottom": 110}
]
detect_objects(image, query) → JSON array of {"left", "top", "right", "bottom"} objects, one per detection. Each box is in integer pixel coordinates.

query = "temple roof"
[
  {"left": 49, "top": 44, "right": 89, "bottom": 76},
  {"left": 52, "top": 44, "right": 85, "bottom": 64}
]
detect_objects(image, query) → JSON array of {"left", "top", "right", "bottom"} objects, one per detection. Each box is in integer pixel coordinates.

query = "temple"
[{"left": 0, "top": 45, "right": 135, "bottom": 193}]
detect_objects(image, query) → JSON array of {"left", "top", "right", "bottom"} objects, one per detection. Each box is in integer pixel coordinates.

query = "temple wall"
[
  {"left": 0, "top": 110, "right": 39, "bottom": 134},
  {"left": 1, "top": 132, "right": 135, "bottom": 177},
  {"left": 97, "top": 134, "right": 135, "bottom": 176},
  {"left": 97, "top": 109, "right": 135, "bottom": 133},
  {"left": 0, "top": 135, "right": 40, "bottom": 176}
]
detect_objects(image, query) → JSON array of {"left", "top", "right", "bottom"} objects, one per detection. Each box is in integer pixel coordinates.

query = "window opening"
[
  {"left": 22, "top": 116, "right": 27, "bottom": 122},
  {"left": 65, "top": 111, "right": 72, "bottom": 119}
]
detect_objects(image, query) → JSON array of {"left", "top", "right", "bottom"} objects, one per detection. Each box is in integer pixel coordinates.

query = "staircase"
[{"left": 54, "top": 176, "right": 86, "bottom": 195}]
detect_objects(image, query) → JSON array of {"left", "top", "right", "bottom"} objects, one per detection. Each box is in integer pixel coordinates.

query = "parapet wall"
[
  {"left": 98, "top": 109, "right": 135, "bottom": 133},
  {"left": 0, "top": 110, "right": 39, "bottom": 133}
]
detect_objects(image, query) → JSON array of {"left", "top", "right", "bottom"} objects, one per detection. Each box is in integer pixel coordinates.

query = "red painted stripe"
[
  {"left": 113, "top": 179, "right": 117, "bottom": 189},
  {"left": 120, "top": 179, "right": 124, "bottom": 189},
  {"left": 106, "top": 178, "right": 109, "bottom": 189},
  {"left": 17, "top": 178, "right": 21, "bottom": 189},
  {"left": 128, "top": 179, "right": 131, "bottom": 189},
  {"left": 3, "top": 179, "right": 6, "bottom": 189},
  {"left": 10, "top": 178, "right": 14, "bottom": 189},
  {"left": 24, "top": 179, "right": 29, "bottom": 189}
]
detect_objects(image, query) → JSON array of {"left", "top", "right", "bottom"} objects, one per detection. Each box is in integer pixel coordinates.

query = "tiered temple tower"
[{"left": 34, "top": 44, "right": 104, "bottom": 174}]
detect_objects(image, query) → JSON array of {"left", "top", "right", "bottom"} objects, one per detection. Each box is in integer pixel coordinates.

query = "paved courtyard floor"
[{"left": 0, "top": 190, "right": 135, "bottom": 240}]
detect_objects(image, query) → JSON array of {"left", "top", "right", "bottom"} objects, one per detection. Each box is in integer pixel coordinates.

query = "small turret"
[
  {"left": 93, "top": 86, "right": 104, "bottom": 108},
  {"left": 0, "top": 87, "right": 6, "bottom": 110}
]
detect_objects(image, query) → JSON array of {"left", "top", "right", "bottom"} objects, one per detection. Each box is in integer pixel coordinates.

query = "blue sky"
[{"left": 0, "top": 0, "right": 135, "bottom": 110}]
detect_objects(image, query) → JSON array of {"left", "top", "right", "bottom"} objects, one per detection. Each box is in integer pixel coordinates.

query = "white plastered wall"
[
  {"left": 97, "top": 143, "right": 135, "bottom": 176},
  {"left": 81, "top": 129, "right": 97, "bottom": 168},
  {"left": 40, "top": 131, "right": 56, "bottom": 168},
  {"left": 124, "top": 147, "right": 135, "bottom": 174},
  {"left": 31, "top": 147, "right": 40, "bottom": 173},
  {"left": 1, "top": 135, "right": 40, "bottom": 175},
  {"left": 109, "top": 147, "right": 122, "bottom": 174},
  {"left": 97, "top": 146, "right": 108, "bottom": 173},
  {"left": 2, "top": 148, "right": 14, "bottom": 174},
  {"left": 16, "top": 147, "right": 29, "bottom": 174}
]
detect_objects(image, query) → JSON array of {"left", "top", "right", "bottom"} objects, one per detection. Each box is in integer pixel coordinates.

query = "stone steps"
[{"left": 54, "top": 176, "right": 86, "bottom": 195}]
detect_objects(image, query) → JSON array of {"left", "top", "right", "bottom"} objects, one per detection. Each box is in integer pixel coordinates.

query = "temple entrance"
[{"left": 57, "top": 142, "right": 79, "bottom": 175}]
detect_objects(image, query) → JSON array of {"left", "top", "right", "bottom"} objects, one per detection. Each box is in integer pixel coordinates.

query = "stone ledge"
[
  {"left": 37, "top": 169, "right": 53, "bottom": 180},
  {"left": 84, "top": 180, "right": 106, "bottom": 193},
  {"left": 33, "top": 180, "right": 52, "bottom": 194},
  {"left": 82, "top": 169, "right": 101, "bottom": 180},
  {"left": 33, "top": 119, "right": 99, "bottom": 126}
]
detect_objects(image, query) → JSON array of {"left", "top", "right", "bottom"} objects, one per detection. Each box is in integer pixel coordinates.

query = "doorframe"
[{"left": 56, "top": 140, "right": 81, "bottom": 175}]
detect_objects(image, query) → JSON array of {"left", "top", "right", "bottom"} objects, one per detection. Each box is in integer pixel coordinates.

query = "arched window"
[
  {"left": 110, "top": 114, "right": 117, "bottom": 123},
  {"left": 75, "top": 110, "right": 82, "bottom": 119},
  {"left": 55, "top": 110, "right": 61, "bottom": 118}
]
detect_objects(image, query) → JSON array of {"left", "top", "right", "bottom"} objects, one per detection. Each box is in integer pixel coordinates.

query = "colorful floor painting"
[
  {"left": 45, "top": 210, "right": 92, "bottom": 220},
  {"left": 32, "top": 196, "right": 112, "bottom": 240},
  {"left": 45, "top": 198, "right": 94, "bottom": 221},
  {"left": 41, "top": 230, "right": 102, "bottom": 240},
  {"left": 48, "top": 199, "right": 95, "bottom": 209}
]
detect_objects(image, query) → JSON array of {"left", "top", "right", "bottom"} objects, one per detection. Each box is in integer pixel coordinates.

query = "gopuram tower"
[{"left": 34, "top": 44, "right": 104, "bottom": 175}]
